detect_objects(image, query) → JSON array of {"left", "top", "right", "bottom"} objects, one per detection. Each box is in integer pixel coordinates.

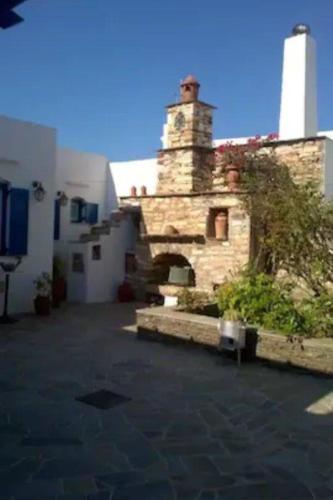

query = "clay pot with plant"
[{"left": 34, "top": 272, "right": 52, "bottom": 316}]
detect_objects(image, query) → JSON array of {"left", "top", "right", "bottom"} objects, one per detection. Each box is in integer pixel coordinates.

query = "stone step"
[{"left": 91, "top": 226, "right": 111, "bottom": 236}]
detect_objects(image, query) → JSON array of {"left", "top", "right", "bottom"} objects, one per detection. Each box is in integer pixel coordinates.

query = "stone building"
[{"left": 120, "top": 72, "right": 332, "bottom": 302}]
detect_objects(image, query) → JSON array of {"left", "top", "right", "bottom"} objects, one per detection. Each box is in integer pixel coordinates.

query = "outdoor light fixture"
[
  {"left": 32, "top": 181, "right": 46, "bottom": 202},
  {"left": 57, "top": 190, "right": 69, "bottom": 207}
]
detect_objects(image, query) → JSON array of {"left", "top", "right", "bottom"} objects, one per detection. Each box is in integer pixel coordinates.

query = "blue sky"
[{"left": 1, "top": 0, "right": 332, "bottom": 160}]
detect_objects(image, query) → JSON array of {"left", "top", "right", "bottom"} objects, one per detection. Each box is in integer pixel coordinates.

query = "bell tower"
[{"left": 157, "top": 75, "right": 215, "bottom": 194}]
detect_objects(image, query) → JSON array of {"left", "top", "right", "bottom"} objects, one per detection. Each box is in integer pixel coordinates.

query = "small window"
[
  {"left": 206, "top": 208, "right": 229, "bottom": 241},
  {"left": 70, "top": 198, "right": 87, "bottom": 223}
]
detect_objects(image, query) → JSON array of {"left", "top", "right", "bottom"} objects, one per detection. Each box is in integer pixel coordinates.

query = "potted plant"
[
  {"left": 34, "top": 272, "right": 52, "bottom": 316},
  {"left": 52, "top": 256, "right": 66, "bottom": 308}
]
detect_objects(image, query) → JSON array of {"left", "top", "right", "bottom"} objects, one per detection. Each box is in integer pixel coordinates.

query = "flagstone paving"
[{"left": 0, "top": 302, "right": 332, "bottom": 500}]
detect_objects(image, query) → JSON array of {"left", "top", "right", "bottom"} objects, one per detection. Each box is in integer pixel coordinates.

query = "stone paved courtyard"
[{"left": 0, "top": 303, "right": 332, "bottom": 500}]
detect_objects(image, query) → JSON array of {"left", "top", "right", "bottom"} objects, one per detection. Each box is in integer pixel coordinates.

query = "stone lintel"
[
  {"left": 120, "top": 190, "right": 246, "bottom": 201},
  {"left": 166, "top": 100, "right": 216, "bottom": 110},
  {"left": 158, "top": 145, "right": 213, "bottom": 154}
]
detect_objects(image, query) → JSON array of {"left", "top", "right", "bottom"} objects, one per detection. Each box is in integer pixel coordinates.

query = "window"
[
  {"left": 70, "top": 198, "right": 98, "bottom": 225},
  {"left": 0, "top": 182, "right": 29, "bottom": 256},
  {"left": 71, "top": 198, "right": 85, "bottom": 223}
]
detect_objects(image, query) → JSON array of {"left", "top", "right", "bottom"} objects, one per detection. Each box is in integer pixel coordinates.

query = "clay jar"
[
  {"left": 140, "top": 185, "right": 147, "bottom": 196},
  {"left": 225, "top": 164, "right": 240, "bottom": 191},
  {"left": 130, "top": 186, "right": 137, "bottom": 197},
  {"left": 164, "top": 225, "right": 179, "bottom": 236},
  {"left": 215, "top": 212, "right": 228, "bottom": 241}
]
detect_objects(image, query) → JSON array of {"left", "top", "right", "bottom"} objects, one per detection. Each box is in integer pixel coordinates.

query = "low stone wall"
[{"left": 136, "top": 306, "right": 333, "bottom": 375}]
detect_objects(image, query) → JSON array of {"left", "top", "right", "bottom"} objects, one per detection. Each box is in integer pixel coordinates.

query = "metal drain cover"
[{"left": 76, "top": 389, "right": 131, "bottom": 410}]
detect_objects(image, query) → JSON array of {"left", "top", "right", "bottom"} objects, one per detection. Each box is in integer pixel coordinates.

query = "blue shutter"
[
  {"left": 54, "top": 199, "right": 60, "bottom": 240},
  {"left": 8, "top": 188, "right": 29, "bottom": 256},
  {"left": 86, "top": 203, "right": 98, "bottom": 224}
]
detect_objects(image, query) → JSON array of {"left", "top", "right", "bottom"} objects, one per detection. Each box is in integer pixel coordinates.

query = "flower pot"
[
  {"left": 52, "top": 278, "right": 66, "bottom": 308},
  {"left": 214, "top": 212, "right": 228, "bottom": 240},
  {"left": 118, "top": 282, "right": 135, "bottom": 302},
  {"left": 34, "top": 296, "right": 51, "bottom": 316},
  {"left": 226, "top": 164, "right": 240, "bottom": 191}
]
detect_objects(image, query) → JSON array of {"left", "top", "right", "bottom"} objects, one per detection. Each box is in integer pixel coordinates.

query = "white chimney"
[{"left": 279, "top": 24, "right": 318, "bottom": 140}]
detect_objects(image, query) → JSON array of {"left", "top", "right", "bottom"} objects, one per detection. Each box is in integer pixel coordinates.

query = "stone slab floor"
[{"left": 0, "top": 303, "right": 332, "bottom": 500}]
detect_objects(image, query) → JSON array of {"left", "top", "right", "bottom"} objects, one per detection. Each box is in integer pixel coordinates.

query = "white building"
[{"left": 1, "top": 24, "right": 333, "bottom": 315}]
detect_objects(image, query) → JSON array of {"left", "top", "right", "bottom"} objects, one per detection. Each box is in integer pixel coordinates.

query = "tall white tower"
[{"left": 279, "top": 24, "right": 318, "bottom": 140}]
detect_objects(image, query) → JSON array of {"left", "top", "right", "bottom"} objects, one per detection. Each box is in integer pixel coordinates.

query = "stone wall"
[
  {"left": 124, "top": 192, "right": 251, "bottom": 294},
  {"left": 212, "top": 137, "right": 325, "bottom": 192},
  {"left": 137, "top": 306, "right": 333, "bottom": 375},
  {"left": 157, "top": 147, "right": 214, "bottom": 193},
  {"left": 166, "top": 102, "right": 213, "bottom": 149}
]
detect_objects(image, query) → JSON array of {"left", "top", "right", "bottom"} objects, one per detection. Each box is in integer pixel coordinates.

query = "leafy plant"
[
  {"left": 34, "top": 272, "right": 52, "bottom": 298},
  {"left": 216, "top": 136, "right": 333, "bottom": 296},
  {"left": 216, "top": 271, "right": 303, "bottom": 334},
  {"left": 223, "top": 308, "right": 243, "bottom": 321},
  {"left": 299, "top": 293, "right": 333, "bottom": 338},
  {"left": 177, "top": 288, "right": 211, "bottom": 313}
]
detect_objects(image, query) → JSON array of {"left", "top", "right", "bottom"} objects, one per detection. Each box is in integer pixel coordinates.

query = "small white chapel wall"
[
  {"left": 0, "top": 115, "right": 56, "bottom": 313},
  {"left": 55, "top": 148, "right": 113, "bottom": 266}
]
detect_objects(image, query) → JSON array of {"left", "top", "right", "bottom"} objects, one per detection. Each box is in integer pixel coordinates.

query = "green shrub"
[
  {"left": 177, "top": 288, "right": 211, "bottom": 313},
  {"left": 216, "top": 272, "right": 303, "bottom": 334},
  {"left": 299, "top": 293, "right": 333, "bottom": 338}
]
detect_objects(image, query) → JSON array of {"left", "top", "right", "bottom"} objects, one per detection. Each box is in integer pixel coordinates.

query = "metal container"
[{"left": 218, "top": 319, "right": 246, "bottom": 351}]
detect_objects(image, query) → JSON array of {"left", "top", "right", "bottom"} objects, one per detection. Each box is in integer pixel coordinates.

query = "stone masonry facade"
[{"left": 121, "top": 77, "right": 327, "bottom": 299}]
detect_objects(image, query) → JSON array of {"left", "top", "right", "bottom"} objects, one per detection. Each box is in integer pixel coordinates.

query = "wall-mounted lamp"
[
  {"left": 57, "top": 190, "right": 69, "bottom": 207},
  {"left": 32, "top": 181, "right": 46, "bottom": 202}
]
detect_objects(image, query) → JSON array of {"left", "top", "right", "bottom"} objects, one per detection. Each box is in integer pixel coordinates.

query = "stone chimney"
[
  {"left": 279, "top": 24, "right": 318, "bottom": 140},
  {"left": 180, "top": 75, "right": 200, "bottom": 103}
]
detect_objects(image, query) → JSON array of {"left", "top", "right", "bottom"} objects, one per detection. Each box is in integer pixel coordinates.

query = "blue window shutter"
[
  {"left": 8, "top": 188, "right": 29, "bottom": 256},
  {"left": 54, "top": 199, "right": 60, "bottom": 240},
  {"left": 86, "top": 203, "right": 98, "bottom": 224}
]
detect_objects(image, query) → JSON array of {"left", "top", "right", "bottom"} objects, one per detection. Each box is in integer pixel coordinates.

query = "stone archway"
[{"left": 149, "top": 253, "right": 195, "bottom": 286}]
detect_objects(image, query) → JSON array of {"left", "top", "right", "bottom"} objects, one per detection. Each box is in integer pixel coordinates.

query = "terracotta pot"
[
  {"left": 118, "top": 282, "right": 135, "bottom": 302},
  {"left": 140, "top": 185, "right": 147, "bottom": 196},
  {"left": 34, "top": 296, "right": 51, "bottom": 316},
  {"left": 164, "top": 225, "right": 179, "bottom": 236},
  {"left": 214, "top": 212, "right": 228, "bottom": 240},
  {"left": 226, "top": 164, "right": 240, "bottom": 191},
  {"left": 130, "top": 186, "right": 137, "bottom": 197},
  {"left": 52, "top": 278, "right": 66, "bottom": 308}
]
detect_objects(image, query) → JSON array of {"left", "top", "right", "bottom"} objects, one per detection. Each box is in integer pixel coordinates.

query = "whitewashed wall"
[
  {"left": 109, "top": 158, "right": 158, "bottom": 198},
  {"left": 55, "top": 148, "right": 113, "bottom": 266},
  {"left": 67, "top": 215, "right": 137, "bottom": 303},
  {"left": 0, "top": 115, "right": 56, "bottom": 314}
]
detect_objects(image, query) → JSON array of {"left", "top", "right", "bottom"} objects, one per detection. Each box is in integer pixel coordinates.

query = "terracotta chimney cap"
[{"left": 181, "top": 74, "right": 200, "bottom": 86}]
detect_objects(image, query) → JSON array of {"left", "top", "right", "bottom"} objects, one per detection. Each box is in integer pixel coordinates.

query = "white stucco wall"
[
  {"left": 67, "top": 215, "right": 137, "bottom": 303},
  {"left": 0, "top": 115, "right": 56, "bottom": 314},
  {"left": 109, "top": 158, "right": 158, "bottom": 198},
  {"left": 279, "top": 33, "right": 318, "bottom": 140},
  {"left": 55, "top": 148, "right": 113, "bottom": 265}
]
